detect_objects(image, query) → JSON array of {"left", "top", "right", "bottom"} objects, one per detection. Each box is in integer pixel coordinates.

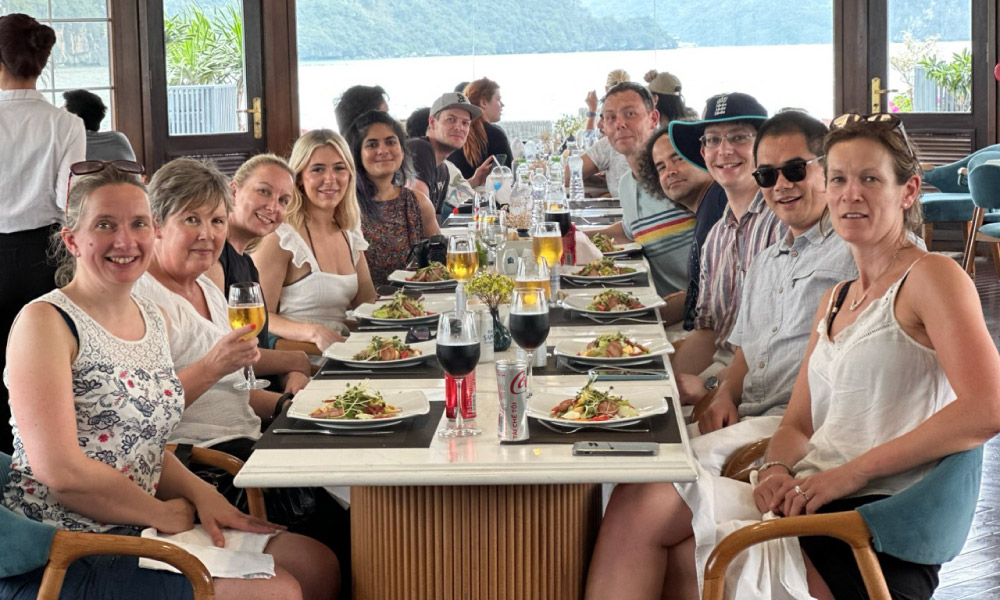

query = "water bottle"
[
  {"left": 547, "top": 156, "right": 563, "bottom": 184},
  {"left": 568, "top": 150, "right": 585, "bottom": 203},
  {"left": 511, "top": 138, "right": 525, "bottom": 162},
  {"left": 530, "top": 168, "right": 547, "bottom": 229}
]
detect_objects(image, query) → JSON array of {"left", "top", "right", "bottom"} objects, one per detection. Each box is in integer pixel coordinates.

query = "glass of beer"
[
  {"left": 227, "top": 281, "right": 269, "bottom": 391},
  {"left": 509, "top": 288, "right": 550, "bottom": 395},
  {"left": 545, "top": 200, "right": 572, "bottom": 237},
  {"left": 446, "top": 232, "right": 479, "bottom": 282},
  {"left": 531, "top": 222, "right": 562, "bottom": 305},
  {"left": 436, "top": 310, "right": 481, "bottom": 437},
  {"left": 514, "top": 255, "right": 551, "bottom": 306}
]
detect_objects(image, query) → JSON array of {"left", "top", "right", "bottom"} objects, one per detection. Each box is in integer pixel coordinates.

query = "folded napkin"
[{"left": 139, "top": 525, "right": 277, "bottom": 579}]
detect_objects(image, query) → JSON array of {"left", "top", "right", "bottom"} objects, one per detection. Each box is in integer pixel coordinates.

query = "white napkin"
[{"left": 138, "top": 525, "right": 277, "bottom": 579}]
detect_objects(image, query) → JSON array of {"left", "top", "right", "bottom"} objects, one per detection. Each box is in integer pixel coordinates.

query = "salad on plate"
[
  {"left": 578, "top": 333, "right": 650, "bottom": 358},
  {"left": 352, "top": 336, "right": 423, "bottom": 362},
  {"left": 549, "top": 381, "right": 639, "bottom": 421},
  {"left": 586, "top": 290, "right": 645, "bottom": 312},
  {"left": 309, "top": 382, "right": 402, "bottom": 420},
  {"left": 572, "top": 257, "right": 636, "bottom": 277},
  {"left": 406, "top": 262, "right": 452, "bottom": 283},
  {"left": 372, "top": 292, "right": 431, "bottom": 319}
]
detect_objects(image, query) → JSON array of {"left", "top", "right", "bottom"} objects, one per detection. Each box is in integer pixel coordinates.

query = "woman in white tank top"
[
  {"left": 254, "top": 129, "right": 377, "bottom": 352},
  {"left": 583, "top": 116, "right": 1000, "bottom": 600}
]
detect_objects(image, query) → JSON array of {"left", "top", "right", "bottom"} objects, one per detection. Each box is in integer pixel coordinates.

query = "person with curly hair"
[{"left": 333, "top": 84, "right": 388, "bottom": 132}]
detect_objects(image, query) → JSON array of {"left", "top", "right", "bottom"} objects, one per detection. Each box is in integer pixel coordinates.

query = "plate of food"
[
  {"left": 591, "top": 233, "right": 641, "bottom": 258},
  {"left": 353, "top": 292, "right": 450, "bottom": 324},
  {"left": 323, "top": 335, "right": 435, "bottom": 368},
  {"left": 562, "top": 290, "right": 665, "bottom": 316},
  {"left": 528, "top": 381, "right": 668, "bottom": 427},
  {"left": 563, "top": 257, "right": 646, "bottom": 282},
  {"left": 288, "top": 383, "right": 430, "bottom": 429},
  {"left": 387, "top": 262, "right": 456, "bottom": 288},
  {"left": 553, "top": 333, "right": 671, "bottom": 365}
]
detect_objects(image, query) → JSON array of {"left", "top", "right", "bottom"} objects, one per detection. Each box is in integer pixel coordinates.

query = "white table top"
[{"left": 236, "top": 254, "right": 698, "bottom": 489}]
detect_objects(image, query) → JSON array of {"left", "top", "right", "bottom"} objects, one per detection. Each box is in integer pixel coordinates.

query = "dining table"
[{"left": 235, "top": 232, "right": 697, "bottom": 600}]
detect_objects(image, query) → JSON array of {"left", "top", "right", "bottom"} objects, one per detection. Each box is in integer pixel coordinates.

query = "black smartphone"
[{"left": 572, "top": 442, "right": 659, "bottom": 456}]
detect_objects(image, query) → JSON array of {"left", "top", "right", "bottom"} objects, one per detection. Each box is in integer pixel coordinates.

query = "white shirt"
[
  {"left": 582, "top": 136, "right": 630, "bottom": 198},
  {"left": 134, "top": 273, "right": 262, "bottom": 447},
  {"left": 0, "top": 89, "right": 86, "bottom": 233}
]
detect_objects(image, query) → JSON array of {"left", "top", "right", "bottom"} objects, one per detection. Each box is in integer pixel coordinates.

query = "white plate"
[
  {"left": 528, "top": 386, "right": 668, "bottom": 427},
  {"left": 602, "top": 242, "right": 642, "bottom": 257},
  {"left": 563, "top": 262, "right": 647, "bottom": 283},
  {"left": 288, "top": 389, "right": 430, "bottom": 429},
  {"left": 553, "top": 337, "right": 672, "bottom": 366},
  {"left": 353, "top": 298, "right": 453, "bottom": 325},
  {"left": 562, "top": 292, "right": 665, "bottom": 316},
  {"left": 323, "top": 339, "right": 436, "bottom": 368},
  {"left": 387, "top": 269, "right": 458, "bottom": 288}
]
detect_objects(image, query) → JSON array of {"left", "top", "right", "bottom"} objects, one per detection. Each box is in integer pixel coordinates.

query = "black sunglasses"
[
  {"left": 67, "top": 160, "right": 146, "bottom": 203},
  {"left": 752, "top": 156, "right": 822, "bottom": 188}
]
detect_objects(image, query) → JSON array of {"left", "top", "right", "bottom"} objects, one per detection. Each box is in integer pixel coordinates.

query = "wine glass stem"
[
  {"left": 525, "top": 351, "right": 533, "bottom": 395},
  {"left": 246, "top": 364, "right": 258, "bottom": 388},
  {"left": 487, "top": 247, "right": 496, "bottom": 266},
  {"left": 456, "top": 282, "right": 467, "bottom": 317},
  {"left": 454, "top": 377, "right": 465, "bottom": 433}
]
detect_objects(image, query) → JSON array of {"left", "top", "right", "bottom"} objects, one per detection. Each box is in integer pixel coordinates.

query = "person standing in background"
[
  {"left": 0, "top": 13, "right": 86, "bottom": 454},
  {"left": 62, "top": 89, "right": 136, "bottom": 161}
]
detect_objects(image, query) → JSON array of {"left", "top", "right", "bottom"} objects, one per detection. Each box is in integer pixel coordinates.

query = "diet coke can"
[{"left": 496, "top": 360, "right": 529, "bottom": 442}]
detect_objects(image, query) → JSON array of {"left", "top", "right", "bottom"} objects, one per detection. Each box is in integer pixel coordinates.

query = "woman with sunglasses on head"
[
  {"left": 0, "top": 13, "right": 86, "bottom": 454},
  {"left": 345, "top": 110, "right": 440, "bottom": 287},
  {"left": 254, "top": 130, "right": 377, "bottom": 352},
  {"left": 2, "top": 164, "right": 336, "bottom": 600},
  {"left": 584, "top": 115, "right": 1000, "bottom": 600}
]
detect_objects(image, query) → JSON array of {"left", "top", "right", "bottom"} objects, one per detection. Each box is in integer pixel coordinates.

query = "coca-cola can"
[
  {"left": 496, "top": 360, "right": 529, "bottom": 442},
  {"left": 445, "top": 371, "right": 476, "bottom": 419}
]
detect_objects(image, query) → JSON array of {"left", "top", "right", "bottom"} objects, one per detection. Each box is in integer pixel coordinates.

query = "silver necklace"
[{"left": 849, "top": 245, "right": 907, "bottom": 311}]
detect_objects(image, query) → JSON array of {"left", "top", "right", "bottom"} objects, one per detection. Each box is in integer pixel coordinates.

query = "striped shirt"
[
  {"left": 694, "top": 192, "right": 782, "bottom": 354},
  {"left": 620, "top": 171, "right": 695, "bottom": 295}
]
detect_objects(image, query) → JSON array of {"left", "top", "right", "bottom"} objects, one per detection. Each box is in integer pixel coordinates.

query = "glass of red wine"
[
  {"left": 436, "top": 310, "right": 481, "bottom": 437},
  {"left": 508, "top": 288, "right": 550, "bottom": 396}
]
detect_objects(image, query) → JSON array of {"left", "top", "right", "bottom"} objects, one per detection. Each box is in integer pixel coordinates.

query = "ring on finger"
[{"left": 794, "top": 484, "right": 810, "bottom": 501}]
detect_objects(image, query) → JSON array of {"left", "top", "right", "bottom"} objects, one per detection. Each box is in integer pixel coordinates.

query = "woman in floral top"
[
  {"left": 0, "top": 165, "right": 337, "bottom": 600},
  {"left": 346, "top": 110, "right": 440, "bottom": 287}
]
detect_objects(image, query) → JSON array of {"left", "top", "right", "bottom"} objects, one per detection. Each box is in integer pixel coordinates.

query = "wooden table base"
[{"left": 351, "top": 484, "right": 603, "bottom": 600}]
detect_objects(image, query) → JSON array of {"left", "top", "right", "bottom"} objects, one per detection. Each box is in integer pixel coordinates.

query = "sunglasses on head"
[
  {"left": 829, "top": 112, "right": 918, "bottom": 160},
  {"left": 752, "top": 156, "right": 822, "bottom": 188},
  {"left": 67, "top": 160, "right": 146, "bottom": 203}
]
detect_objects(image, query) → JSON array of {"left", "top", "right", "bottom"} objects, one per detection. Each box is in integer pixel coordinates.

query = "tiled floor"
[{"left": 933, "top": 257, "right": 1000, "bottom": 599}]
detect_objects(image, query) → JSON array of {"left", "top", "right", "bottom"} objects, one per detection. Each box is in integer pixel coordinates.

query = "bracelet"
[
  {"left": 758, "top": 460, "right": 794, "bottom": 475},
  {"left": 272, "top": 392, "right": 294, "bottom": 420},
  {"left": 586, "top": 111, "right": 597, "bottom": 118}
]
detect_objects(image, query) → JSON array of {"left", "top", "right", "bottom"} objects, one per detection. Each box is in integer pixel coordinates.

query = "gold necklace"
[{"left": 849, "top": 244, "right": 907, "bottom": 311}]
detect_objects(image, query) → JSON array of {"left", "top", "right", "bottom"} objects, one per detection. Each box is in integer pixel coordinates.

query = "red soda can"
[
  {"left": 496, "top": 360, "right": 529, "bottom": 442},
  {"left": 445, "top": 371, "right": 477, "bottom": 419}
]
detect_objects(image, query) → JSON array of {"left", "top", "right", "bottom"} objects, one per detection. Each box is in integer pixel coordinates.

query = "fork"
[
  {"left": 581, "top": 314, "right": 659, "bottom": 325},
  {"left": 537, "top": 420, "right": 649, "bottom": 435}
]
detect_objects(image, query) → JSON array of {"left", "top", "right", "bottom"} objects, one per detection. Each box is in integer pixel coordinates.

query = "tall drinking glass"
[
  {"left": 436, "top": 311, "right": 481, "bottom": 437},
  {"left": 544, "top": 199, "right": 572, "bottom": 237},
  {"left": 531, "top": 221, "right": 562, "bottom": 305},
  {"left": 514, "top": 255, "right": 551, "bottom": 304},
  {"left": 508, "top": 288, "right": 550, "bottom": 395},
  {"left": 479, "top": 208, "right": 506, "bottom": 268},
  {"left": 227, "top": 282, "right": 269, "bottom": 390}
]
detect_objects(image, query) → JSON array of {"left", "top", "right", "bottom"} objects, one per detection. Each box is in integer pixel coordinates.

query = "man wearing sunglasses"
[
  {"left": 695, "top": 111, "right": 856, "bottom": 433},
  {"left": 667, "top": 92, "right": 779, "bottom": 404}
]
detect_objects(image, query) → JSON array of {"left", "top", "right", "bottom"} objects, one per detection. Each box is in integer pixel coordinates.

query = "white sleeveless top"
[
  {"left": 274, "top": 222, "right": 367, "bottom": 335},
  {"left": 134, "top": 273, "right": 261, "bottom": 447},
  {"left": 796, "top": 257, "right": 956, "bottom": 496},
  {"left": 2, "top": 290, "right": 184, "bottom": 532}
]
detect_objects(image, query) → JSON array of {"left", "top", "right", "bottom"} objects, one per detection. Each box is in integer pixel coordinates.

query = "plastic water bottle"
[
  {"left": 547, "top": 156, "right": 563, "bottom": 184},
  {"left": 568, "top": 151, "right": 585, "bottom": 203},
  {"left": 530, "top": 168, "right": 547, "bottom": 229}
]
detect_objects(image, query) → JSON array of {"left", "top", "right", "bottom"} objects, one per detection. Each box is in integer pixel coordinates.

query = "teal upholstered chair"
[
  {"left": 921, "top": 144, "right": 1000, "bottom": 249},
  {"left": 702, "top": 447, "right": 984, "bottom": 600},
  {"left": 0, "top": 452, "right": 215, "bottom": 599},
  {"left": 961, "top": 161, "right": 1000, "bottom": 276}
]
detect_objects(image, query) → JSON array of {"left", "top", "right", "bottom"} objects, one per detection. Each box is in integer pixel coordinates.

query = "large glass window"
[
  {"left": 295, "top": 0, "right": 835, "bottom": 137},
  {"left": 887, "top": 0, "right": 971, "bottom": 113},
  {"left": 1, "top": 0, "right": 113, "bottom": 129}
]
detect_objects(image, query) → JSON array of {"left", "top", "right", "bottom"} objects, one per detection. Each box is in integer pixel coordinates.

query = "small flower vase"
[{"left": 490, "top": 307, "right": 512, "bottom": 351}]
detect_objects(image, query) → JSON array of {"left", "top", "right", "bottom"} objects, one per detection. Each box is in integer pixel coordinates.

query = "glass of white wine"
[
  {"left": 479, "top": 208, "right": 506, "bottom": 268},
  {"left": 446, "top": 232, "right": 479, "bottom": 283},
  {"left": 228, "top": 281, "right": 269, "bottom": 391}
]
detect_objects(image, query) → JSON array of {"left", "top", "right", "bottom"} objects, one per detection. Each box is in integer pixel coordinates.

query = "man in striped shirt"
[
  {"left": 667, "top": 93, "right": 780, "bottom": 404},
  {"left": 589, "top": 82, "right": 696, "bottom": 297}
]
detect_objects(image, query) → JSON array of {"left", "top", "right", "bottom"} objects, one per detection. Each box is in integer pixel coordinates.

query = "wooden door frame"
[{"left": 109, "top": 0, "right": 299, "bottom": 170}]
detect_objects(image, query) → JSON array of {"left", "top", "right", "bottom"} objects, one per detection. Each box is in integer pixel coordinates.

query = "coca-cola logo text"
[{"left": 510, "top": 370, "right": 528, "bottom": 394}]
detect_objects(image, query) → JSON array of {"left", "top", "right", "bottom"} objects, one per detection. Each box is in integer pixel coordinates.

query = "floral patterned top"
[
  {"left": 2, "top": 290, "right": 184, "bottom": 532},
  {"left": 362, "top": 187, "right": 424, "bottom": 287}
]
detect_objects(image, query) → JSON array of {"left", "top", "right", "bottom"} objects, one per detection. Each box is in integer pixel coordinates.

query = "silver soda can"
[
  {"left": 515, "top": 343, "right": 548, "bottom": 368},
  {"left": 477, "top": 307, "right": 495, "bottom": 363},
  {"left": 496, "top": 360, "right": 529, "bottom": 442}
]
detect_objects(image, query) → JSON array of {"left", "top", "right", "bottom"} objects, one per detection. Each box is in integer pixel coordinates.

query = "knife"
[{"left": 272, "top": 428, "right": 393, "bottom": 436}]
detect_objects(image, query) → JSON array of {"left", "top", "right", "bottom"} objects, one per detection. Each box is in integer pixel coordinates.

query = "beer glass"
[
  {"left": 227, "top": 282, "right": 269, "bottom": 390},
  {"left": 436, "top": 311, "right": 481, "bottom": 437}
]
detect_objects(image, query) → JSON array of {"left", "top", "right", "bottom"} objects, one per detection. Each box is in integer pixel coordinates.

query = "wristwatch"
[{"left": 704, "top": 375, "right": 720, "bottom": 391}]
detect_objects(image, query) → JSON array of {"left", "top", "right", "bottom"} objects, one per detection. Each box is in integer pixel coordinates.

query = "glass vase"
[{"left": 491, "top": 308, "right": 512, "bottom": 351}]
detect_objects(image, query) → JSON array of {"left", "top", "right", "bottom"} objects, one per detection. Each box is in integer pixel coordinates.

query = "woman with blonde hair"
[
  {"left": 254, "top": 129, "right": 376, "bottom": 351},
  {"left": 449, "top": 77, "right": 513, "bottom": 183}
]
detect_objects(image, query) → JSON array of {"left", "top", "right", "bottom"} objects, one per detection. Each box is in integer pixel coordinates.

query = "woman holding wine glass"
[{"left": 254, "top": 129, "right": 377, "bottom": 351}]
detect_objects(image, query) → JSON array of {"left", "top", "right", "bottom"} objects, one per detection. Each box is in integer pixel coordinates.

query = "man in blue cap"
[{"left": 667, "top": 92, "right": 782, "bottom": 404}]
